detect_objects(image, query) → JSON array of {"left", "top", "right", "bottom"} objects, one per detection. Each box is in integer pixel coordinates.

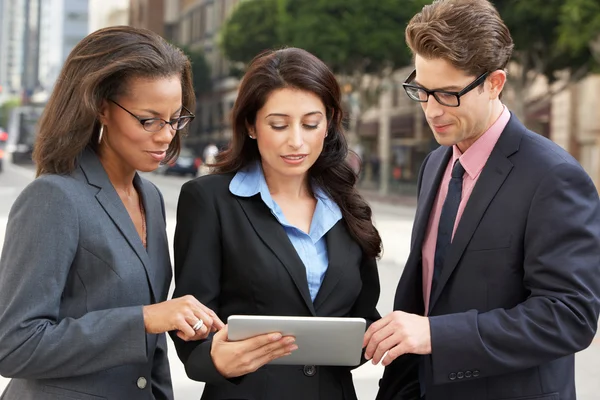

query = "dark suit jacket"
[
  {"left": 377, "top": 115, "right": 600, "bottom": 400},
  {"left": 170, "top": 173, "right": 381, "bottom": 400},
  {"left": 0, "top": 148, "right": 173, "bottom": 400}
]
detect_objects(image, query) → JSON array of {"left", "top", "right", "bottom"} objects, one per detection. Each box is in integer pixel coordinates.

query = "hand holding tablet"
[{"left": 211, "top": 325, "right": 298, "bottom": 378}]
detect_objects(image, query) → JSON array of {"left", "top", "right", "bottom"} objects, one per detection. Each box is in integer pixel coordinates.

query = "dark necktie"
[
  {"left": 431, "top": 159, "right": 465, "bottom": 299},
  {"left": 420, "top": 160, "right": 465, "bottom": 397}
]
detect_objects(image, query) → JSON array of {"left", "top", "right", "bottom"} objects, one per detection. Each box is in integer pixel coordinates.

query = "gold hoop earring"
[{"left": 98, "top": 125, "right": 104, "bottom": 144}]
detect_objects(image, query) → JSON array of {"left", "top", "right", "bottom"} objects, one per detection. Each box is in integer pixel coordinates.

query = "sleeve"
[
  {"left": 350, "top": 256, "right": 382, "bottom": 369},
  {"left": 352, "top": 256, "right": 381, "bottom": 329},
  {"left": 0, "top": 177, "right": 148, "bottom": 379},
  {"left": 151, "top": 333, "right": 174, "bottom": 400},
  {"left": 428, "top": 162, "right": 600, "bottom": 384},
  {"left": 169, "top": 180, "right": 235, "bottom": 385}
]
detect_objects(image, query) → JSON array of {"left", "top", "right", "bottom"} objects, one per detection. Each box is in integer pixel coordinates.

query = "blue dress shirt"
[{"left": 229, "top": 162, "right": 343, "bottom": 301}]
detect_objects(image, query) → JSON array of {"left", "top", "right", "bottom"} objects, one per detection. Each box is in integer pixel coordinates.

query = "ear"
[
  {"left": 245, "top": 121, "right": 256, "bottom": 138},
  {"left": 487, "top": 70, "right": 507, "bottom": 100},
  {"left": 98, "top": 99, "right": 110, "bottom": 126}
]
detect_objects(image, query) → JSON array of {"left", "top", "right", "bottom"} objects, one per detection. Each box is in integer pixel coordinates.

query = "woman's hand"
[
  {"left": 142, "top": 295, "right": 224, "bottom": 341},
  {"left": 211, "top": 325, "right": 297, "bottom": 378}
]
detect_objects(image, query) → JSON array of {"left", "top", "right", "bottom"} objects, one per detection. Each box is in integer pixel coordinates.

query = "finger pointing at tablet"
[{"left": 210, "top": 325, "right": 297, "bottom": 378}]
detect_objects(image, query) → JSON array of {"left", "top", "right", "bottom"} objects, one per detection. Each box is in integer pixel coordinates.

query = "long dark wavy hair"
[{"left": 214, "top": 48, "right": 382, "bottom": 258}]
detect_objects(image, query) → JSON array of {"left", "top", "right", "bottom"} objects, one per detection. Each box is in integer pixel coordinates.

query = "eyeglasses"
[
  {"left": 402, "top": 70, "right": 489, "bottom": 107},
  {"left": 109, "top": 100, "right": 195, "bottom": 132}
]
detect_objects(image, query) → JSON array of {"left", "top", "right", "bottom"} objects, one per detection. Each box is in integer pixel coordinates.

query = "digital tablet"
[{"left": 227, "top": 315, "right": 366, "bottom": 366}]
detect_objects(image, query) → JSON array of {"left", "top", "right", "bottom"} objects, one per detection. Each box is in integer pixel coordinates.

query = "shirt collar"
[
  {"left": 229, "top": 161, "right": 342, "bottom": 240},
  {"left": 452, "top": 105, "right": 511, "bottom": 179}
]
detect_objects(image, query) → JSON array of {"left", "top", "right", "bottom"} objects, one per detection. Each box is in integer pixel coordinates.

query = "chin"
[{"left": 138, "top": 163, "right": 161, "bottom": 173}]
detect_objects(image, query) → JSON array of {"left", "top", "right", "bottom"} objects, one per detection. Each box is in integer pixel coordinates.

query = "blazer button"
[
  {"left": 465, "top": 371, "right": 472, "bottom": 378},
  {"left": 473, "top": 370, "right": 480, "bottom": 378},
  {"left": 137, "top": 377, "right": 147, "bottom": 389},
  {"left": 457, "top": 372, "right": 464, "bottom": 379},
  {"left": 448, "top": 372, "right": 457, "bottom": 381},
  {"left": 303, "top": 365, "right": 317, "bottom": 377}
]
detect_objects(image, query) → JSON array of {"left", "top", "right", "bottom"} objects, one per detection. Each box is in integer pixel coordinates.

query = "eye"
[
  {"left": 270, "top": 125, "right": 287, "bottom": 131},
  {"left": 303, "top": 124, "right": 319, "bottom": 130},
  {"left": 142, "top": 119, "right": 164, "bottom": 131}
]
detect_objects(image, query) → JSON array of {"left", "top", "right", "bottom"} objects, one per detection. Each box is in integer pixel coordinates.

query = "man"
[{"left": 363, "top": 1, "right": 600, "bottom": 399}]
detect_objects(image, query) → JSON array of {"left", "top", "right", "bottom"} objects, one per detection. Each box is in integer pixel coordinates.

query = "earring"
[
  {"left": 98, "top": 125, "right": 104, "bottom": 144},
  {"left": 325, "top": 132, "right": 328, "bottom": 137},
  {"left": 249, "top": 134, "right": 255, "bottom": 139}
]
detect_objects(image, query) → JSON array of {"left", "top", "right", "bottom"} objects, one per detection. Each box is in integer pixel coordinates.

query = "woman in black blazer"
[{"left": 171, "top": 48, "right": 382, "bottom": 400}]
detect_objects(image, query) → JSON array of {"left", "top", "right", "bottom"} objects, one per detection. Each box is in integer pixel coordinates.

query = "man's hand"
[{"left": 363, "top": 311, "right": 432, "bottom": 366}]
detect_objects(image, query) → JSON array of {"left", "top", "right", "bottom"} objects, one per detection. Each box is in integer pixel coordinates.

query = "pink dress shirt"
[{"left": 422, "top": 107, "right": 511, "bottom": 313}]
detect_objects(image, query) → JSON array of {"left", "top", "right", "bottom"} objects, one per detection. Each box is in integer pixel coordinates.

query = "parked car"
[{"left": 155, "top": 147, "right": 202, "bottom": 177}]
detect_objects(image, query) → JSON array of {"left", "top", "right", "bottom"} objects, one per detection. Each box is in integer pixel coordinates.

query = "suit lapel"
[
  {"left": 393, "top": 147, "right": 450, "bottom": 314},
  {"left": 78, "top": 148, "right": 158, "bottom": 301},
  {"left": 236, "top": 196, "right": 316, "bottom": 316},
  {"left": 429, "top": 118, "right": 522, "bottom": 311},
  {"left": 313, "top": 221, "right": 350, "bottom": 310},
  {"left": 411, "top": 147, "right": 452, "bottom": 254}
]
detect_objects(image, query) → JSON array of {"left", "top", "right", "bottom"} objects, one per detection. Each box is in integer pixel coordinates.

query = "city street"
[{"left": 0, "top": 161, "right": 599, "bottom": 399}]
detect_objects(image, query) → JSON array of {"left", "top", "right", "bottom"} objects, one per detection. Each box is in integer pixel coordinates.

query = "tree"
[
  {"left": 0, "top": 98, "right": 20, "bottom": 129},
  {"left": 493, "top": 0, "right": 596, "bottom": 120},
  {"left": 220, "top": 0, "right": 426, "bottom": 143},
  {"left": 220, "top": 0, "right": 286, "bottom": 66},
  {"left": 180, "top": 46, "right": 212, "bottom": 97},
  {"left": 558, "top": 0, "right": 600, "bottom": 64}
]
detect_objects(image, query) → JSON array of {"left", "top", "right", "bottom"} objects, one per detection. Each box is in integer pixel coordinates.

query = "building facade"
[
  {"left": 0, "top": 0, "right": 29, "bottom": 98},
  {"left": 166, "top": 0, "right": 242, "bottom": 154},
  {"left": 129, "top": 0, "right": 165, "bottom": 36},
  {"left": 0, "top": 0, "right": 88, "bottom": 103},
  {"left": 90, "top": 0, "right": 129, "bottom": 33}
]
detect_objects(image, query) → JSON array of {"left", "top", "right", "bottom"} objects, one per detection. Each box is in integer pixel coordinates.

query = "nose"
[
  {"left": 154, "top": 123, "right": 176, "bottom": 144},
  {"left": 423, "top": 94, "right": 444, "bottom": 120},
  {"left": 287, "top": 124, "right": 303, "bottom": 149}
]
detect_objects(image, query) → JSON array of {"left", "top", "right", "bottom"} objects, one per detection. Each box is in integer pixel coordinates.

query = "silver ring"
[{"left": 192, "top": 319, "right": 204, "bottom": 331}]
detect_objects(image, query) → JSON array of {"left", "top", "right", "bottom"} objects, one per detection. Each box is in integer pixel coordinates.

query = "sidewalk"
[{"left": 360, "top": 188, "right": 418, "bottom": 207}]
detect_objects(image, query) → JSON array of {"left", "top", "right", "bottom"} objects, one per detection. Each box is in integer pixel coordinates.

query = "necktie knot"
[{"left": 452, "top": 160, "right": 465, "bottom": 179}]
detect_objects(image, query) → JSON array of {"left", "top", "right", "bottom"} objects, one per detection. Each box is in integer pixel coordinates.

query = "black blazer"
[
  {"left": 377, "top": 115, "right": 600, "bottom": 400},
  {"left": 170, "top": 173, "right": 381, "bottom": 400}
]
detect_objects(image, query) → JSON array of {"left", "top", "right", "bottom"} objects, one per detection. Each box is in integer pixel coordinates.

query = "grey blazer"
[{"left": 0, "top": 148, "right": 174, "bottom": 400}]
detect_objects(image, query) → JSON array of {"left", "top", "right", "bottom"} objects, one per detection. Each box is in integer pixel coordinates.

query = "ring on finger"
[{"left": 192, "top": 319, "right": 204, "bottom": 331}]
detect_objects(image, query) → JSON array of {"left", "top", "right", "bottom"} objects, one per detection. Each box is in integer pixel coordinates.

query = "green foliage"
[
  {"left": 493, "top": 0, "right": 595, "bottom": 83},
  {"left": 558, "top": 0, "right": 600, "bottom": 60},
  {"left": 180, "top": 46, "right": 212, "bottom": 96},
  {"left": 0, "top": 98, "right": 20, "bottom": 129},
  {"left": 221, "top": 0, "right": 286, "bottom": 65},
  {"left": 221, "top": 0, "right": 426, "bottom": 75}
]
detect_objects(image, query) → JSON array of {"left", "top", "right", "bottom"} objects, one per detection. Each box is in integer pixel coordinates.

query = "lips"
[
  {"left": 147, "top": 150, "right": 167, "bottom": 161},
  {"left": 281, "top": 154, "right": 307, "bottom": 160}
]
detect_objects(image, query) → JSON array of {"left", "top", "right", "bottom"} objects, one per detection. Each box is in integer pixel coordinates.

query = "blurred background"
[
  {"left": 0, "top": 0, "right": 599, "bottom": 398},
  {"left": 0, "top": 0, "right": 599, "bottom": 197}
]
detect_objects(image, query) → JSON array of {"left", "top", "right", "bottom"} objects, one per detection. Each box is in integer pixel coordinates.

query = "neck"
[
  {"left": 97, "top": 146, "right": 137, "bottom": 195},
  {"left": 261, "top": 163, "right": 311, "bottom": 199},
  {"left": 457, "top": 100, "right": 504, "bottom": 153}
]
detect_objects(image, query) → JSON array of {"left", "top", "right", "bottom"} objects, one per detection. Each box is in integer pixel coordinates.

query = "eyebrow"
[
  {"left": 265, "top": 111, "right": 324, "bottom": 119},
  {"left": 137, "top": 106, "right": 184, "bottom": 117},
  {"left": 412, "top": 80, "right": 463, "bottom": 92}
]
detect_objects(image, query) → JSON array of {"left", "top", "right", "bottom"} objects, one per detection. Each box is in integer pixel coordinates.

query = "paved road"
[{"left": 0, "top": 161, "right": 598, "bottom": 399}]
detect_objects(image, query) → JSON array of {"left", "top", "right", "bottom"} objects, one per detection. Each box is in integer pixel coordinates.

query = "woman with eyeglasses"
[{"left": 0, "top": 26, "right": 224, "bottom": 400}]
